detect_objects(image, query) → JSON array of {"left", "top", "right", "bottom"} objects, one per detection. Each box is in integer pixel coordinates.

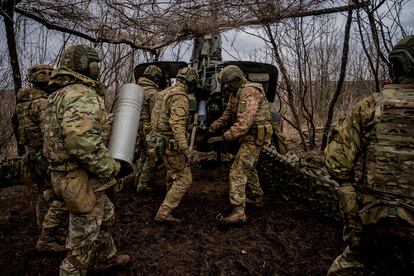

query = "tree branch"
[{"left": 15, "top": 7, "right": 157, "bottom": 54}]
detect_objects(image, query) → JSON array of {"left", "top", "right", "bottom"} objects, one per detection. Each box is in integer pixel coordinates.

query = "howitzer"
[
  {"left": 131, "top": 33, "right": 343, "bottom": 221},
  {"left": 134, "top": 34, "right": 279, "bottom": 154}
]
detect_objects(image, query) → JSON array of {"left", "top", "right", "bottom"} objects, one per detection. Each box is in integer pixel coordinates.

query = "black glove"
[
  {"left": 115, "top": 160, "right": 133, "bottom": 179},
  {"left": 207, "top": 136, "right": 224, "bottom": 144}
]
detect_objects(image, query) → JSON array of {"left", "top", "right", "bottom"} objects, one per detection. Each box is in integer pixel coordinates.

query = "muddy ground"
[{"left": 0, "top": 160, "right": 411, "bottom": 275}]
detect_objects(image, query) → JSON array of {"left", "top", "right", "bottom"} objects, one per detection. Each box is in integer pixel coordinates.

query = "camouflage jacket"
[
  {"left": 151, "top": 81, "right": 189, "bottom": 152},
  {"left": 42, "top": 67, "right": 119, "bottom": 179},
  {"left": 16, "top": 87, "right": 49, "bottom": 149},
  {"left": 325, "top": 93, "right": 379, "bottom": 182},
  {"left": 138, "top": 76, "right": 160, "bottom": 125},
  {"left": 210, "top": 81, "right": 272, "bottom": 141},
  {"left": 325, "top": 76, "right": 414, "bottom": 189}
]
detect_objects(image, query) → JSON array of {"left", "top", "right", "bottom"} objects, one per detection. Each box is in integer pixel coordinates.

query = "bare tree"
[{"left": 320, "top": 5, "right": 353, "bottom": 150}]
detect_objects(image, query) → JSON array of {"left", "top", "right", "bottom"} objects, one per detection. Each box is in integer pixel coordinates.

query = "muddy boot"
[
  {"left": 36, "top": 229, "right": 65, "bottom": 253},
  {"left": 154, "top": 205, "right": 182, "bottom": 224},
  {"left": 218, "top": 205, "right": 247, "bottom": 225},
  {"left": 95, "top": 254, "right": 131, "bottom": 271},
  {"left": 154, "top": 214, "right": 182, "bottom": 224},
  {"left": 246, "top": 196, "right": 263, "bottom": 208}
]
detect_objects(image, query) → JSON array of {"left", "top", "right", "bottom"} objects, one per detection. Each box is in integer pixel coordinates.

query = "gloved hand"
[
  {"left": 337, "top": 182, "right": 359, "bottom": 218},
  {"left": 183, "top": 148, "right": 194, "bottom": 165},
  {"left": 115, "top": 160, "right": 133, "bottom": 179},
  {"left": 207, "top": 136, "right": 224, "bottom": 144}
]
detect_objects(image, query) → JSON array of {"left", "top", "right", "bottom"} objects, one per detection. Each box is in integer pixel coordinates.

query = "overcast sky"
[{"left": 218, "top": 1, "right": 414, "bottom": 62}]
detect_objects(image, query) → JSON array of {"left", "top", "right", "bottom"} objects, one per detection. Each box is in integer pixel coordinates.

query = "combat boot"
[
  {"left": 154, "top": 205, "right": 182, "bottom": 224},
  {"left": 219, "top": 205, "right": 247, "bottom": 225},
  {"left": 246, "top": 195, "right": 264, "bottom": 208},
  {"left": 94, "top": 254, "right": 131, "bottom": 271},
  {"left": 36, "top": 228, "right": 65, "bottom": 253},
  {"left": 154, "top": 214, "right": 182, "bottom": 224}
]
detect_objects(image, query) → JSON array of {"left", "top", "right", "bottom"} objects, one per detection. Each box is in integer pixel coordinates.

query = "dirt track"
[{"left": 0, "top": 160, "right": 410, "bottom": 275}]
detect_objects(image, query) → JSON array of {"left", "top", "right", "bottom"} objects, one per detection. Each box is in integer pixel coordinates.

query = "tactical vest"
[
  {"left": 16, "top": 88, "right": 48, "bottom": 149},
  {"left": 42, "top": 84, "right": 109, "bottom": 172},
  {"left": 151, "top": 83, "right": 188, "bottom": 138},
  {"left": 363, "top": 84, "right": 414, "bottom": 203},
  {"left": 242, "top": 82, "right": 272, "bottom": 127}
]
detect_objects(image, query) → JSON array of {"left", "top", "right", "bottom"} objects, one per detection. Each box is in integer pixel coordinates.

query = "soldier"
[
  {"left": 42, "top": 44, "right": 129, "bottom": 275},
  {"left": 150, "top": 67, "right": 199, "bottom": 223},
  {"left": 207, "top": 65, "right": 273, "bottom": 225},
  {"left": 325, "top": 36, "right": 414, "bottom": 275},
  {"left": 15, "top": 64, "right": 66, "bottom": 252},
  {"left": 136, "top": 65, "right": 163, "bottom": 192}
]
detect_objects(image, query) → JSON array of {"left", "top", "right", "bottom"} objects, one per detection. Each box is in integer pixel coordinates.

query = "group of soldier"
[
  {"left": 17, "top": 42, "right": 274, "bottom": 275},
  {"left": 15, "top": 35, "right": 414, "bottom": 275}
]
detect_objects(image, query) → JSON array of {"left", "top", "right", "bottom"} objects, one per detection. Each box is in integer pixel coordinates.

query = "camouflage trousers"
[
  {"left": 27, "top": 150, "right": 65, "bottom": 230},
  {"left": 229, "top": 140, "right": 264, "bottom": 206},
  {"left": 328, "top": 205, "right": 414, "bottom": 275},
  {"left": 156, "top": 148, "right": 192, "bottom": 218},
  {"left": 59, "top": 192, "right": 116, "bottom": 276},
  {"left": 136, "top": 140, "right": 157, "bottom": 190},
  {"left": 50, "top": 171, "right": 117, "bottom": 276},
  {"left": 37, "top": 189, "right": 67, "bottom": 231}
]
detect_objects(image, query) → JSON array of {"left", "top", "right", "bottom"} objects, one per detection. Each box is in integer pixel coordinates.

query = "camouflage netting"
[
  {"left": 0, "top": 147, "right": 344, "bottom": 222},
  {"left": 258, "top": 145, "right": 343, "bottom": 222},
  {"left": 13, "top": 0, "right": 352, "bottom": 52}
]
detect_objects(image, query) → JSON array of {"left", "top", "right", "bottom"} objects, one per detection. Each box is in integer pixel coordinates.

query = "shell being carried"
[{"left": 109, "top": 83, "right": 144, "bottom": 174}]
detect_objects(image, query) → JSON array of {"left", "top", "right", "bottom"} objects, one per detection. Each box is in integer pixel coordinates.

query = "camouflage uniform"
[
  {"left": 42, "top": 46, "right": 123, "bottom": 276},
  {"left": 325, "top": 72, "right": 414, "bottom": 274},
  {"left": 151, "top": 67, "right": 198, "bottom": 222},
  {"left": 209, "top": 66, "right": 272, "bottom": 223},
  {"left": 15, "top": 64, "right": 67, "bottom": 236},
  {"left": 136, "top": 74, "right": 161, "bottom": 192}
]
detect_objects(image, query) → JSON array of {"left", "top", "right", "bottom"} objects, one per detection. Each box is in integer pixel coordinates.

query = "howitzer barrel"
[{"left": 109, "top": 83, "right": 144, "bottom": 172}]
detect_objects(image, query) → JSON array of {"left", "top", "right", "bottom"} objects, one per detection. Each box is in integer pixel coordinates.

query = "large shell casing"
[{"left": 109, "top": 83, "right": 144, "bottom": 170}]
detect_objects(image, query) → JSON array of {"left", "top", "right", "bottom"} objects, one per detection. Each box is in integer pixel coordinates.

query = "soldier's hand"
[
  {"left": 183, "top": 148, "right": 194, "bottom": 165},
  {"left": 207, "top": 136, "right": 224, "bottom": 144},
  {"left": 115, "top": 160, "right": 133, "bottom": 179}
]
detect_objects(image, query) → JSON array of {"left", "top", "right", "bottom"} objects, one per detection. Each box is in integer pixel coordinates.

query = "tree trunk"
[
  {"left": 2, "top": 1, "right": 24, "bottom": 155},
  {"left": 320, "top": 7, "right": 353, "bottom": 151},
  {"left": 265, "top": 24, "right": 308, "bottom": 150}
]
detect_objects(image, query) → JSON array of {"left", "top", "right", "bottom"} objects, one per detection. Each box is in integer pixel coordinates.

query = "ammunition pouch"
[
  {"left": 60, "top": 168, "right": 96, "bottom": 215},
  {"left": 146, "top": 134, "right": 165, "bottom": 162},
  {"left": 254, "top": 124, "right": 272, "bottom": 146}
]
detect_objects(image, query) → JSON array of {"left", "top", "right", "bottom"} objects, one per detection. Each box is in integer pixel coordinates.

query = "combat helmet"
[
  {"left": 28, "top": 64, "right": 53, "bottom": 85},
  {"left": 176, "top": 67, "right": 200, "bottom": 91},
  {"left": 59, "top": 44, "right": 101, "bottom": 79},
  {"left": 218, "top": 65, "right": 245, "bottom": 83},
  {"left": 143, "top": 65, "right": 162, "bottom": 83},
  {"left": 388, "top": 35, "right": 414, "bottom": 79}
]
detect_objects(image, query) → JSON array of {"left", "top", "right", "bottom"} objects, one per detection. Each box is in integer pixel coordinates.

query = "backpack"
[{"left": 364, "top": 84, "right": 414, "bottom": 201}]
